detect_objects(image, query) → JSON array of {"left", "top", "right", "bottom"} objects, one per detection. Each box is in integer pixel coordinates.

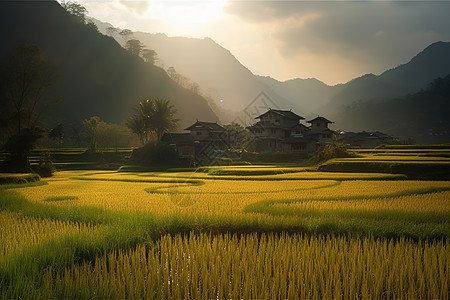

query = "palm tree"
[
  {"left": 127, "top": 98, "right": 178, "bottom": 144},
  {"left": 126, "top": 115, "right": 147, "bottom": 145},
  {"left": 149, "top": 98, "right": 179, "bottom": 141}
]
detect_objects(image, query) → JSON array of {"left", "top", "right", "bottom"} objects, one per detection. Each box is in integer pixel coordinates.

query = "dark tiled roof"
[
  {"left": 247, "top": 121, "right": 284, "bottom": 129},
  {"left": 185, "top": 121, "right": 225, "bottom": 131},
  {"left": 307, "top": 116, "right": 334, "bottom": 124},
  {"left": 255, "top": 109, "right": 304, "bottom": 120}
]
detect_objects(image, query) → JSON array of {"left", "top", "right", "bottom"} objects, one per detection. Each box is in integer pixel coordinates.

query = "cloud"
[
  {"left": 225, "top": 1, "right": 450, "bottom": 79},
  {"left": 118, "top": 0, "right": 149, "bottom": 15}
]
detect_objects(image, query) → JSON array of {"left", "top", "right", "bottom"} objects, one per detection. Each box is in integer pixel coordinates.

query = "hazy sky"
[{"left": 75, "top": 0, "right": 450, "bottom": 85}]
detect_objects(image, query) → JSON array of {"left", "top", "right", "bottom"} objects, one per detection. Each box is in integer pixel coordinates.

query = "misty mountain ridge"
[
  {"left": 328, "top": 41, "right": 450, "bottom": 110},
  {"left": 1, "top": 0, "right": 447, "bottom": 143},
  {"left": 92, "top": 18, "right": 298, "bottom": 122},
  {"left": 0, "top": 1, "right": 217, "bottom": 129},
  {"left": 330, "top": 74, "right": 450, "bottom": 144},
  {"left": 94, "top": 18, "right": 449, "bottom": 127}
]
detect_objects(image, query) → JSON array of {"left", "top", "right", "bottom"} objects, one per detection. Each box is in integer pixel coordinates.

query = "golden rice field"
[
  {"left": 0, "top": 211, "right": 98, "bottom": 256},
  {"left": 40, "top": 233, "right": 448, "bottom": 299},
  {"left": 1, "top": 165, "right": 449, "bottom": 298},
  {"left": 14, "top": 171, "right": 450, "bottom": 216}
]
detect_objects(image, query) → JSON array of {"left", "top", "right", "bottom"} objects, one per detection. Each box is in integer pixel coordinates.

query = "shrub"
[
  {"left": 315, "top": 138, "right": 354, "bottom": 162},
  {"left": 32, "top": 157, "right": 56, "bottom": 178},
  {"left": 128, "top": 142, "right": 187, "bottom": 168}
]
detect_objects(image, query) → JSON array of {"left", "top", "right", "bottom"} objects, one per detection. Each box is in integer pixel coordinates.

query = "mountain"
[
  {"left": 96, "top": 20, "right": 450, "bottom": 125},
  {"left": 256, "top": 76, "right": 343, "bottom": 116},
  {"left": 92, "top": 20, "right": 297, "bottom": 122},
  {"left": 327, "top": 41, "right": 450, "bottom": 109},
  {"left": 133, "top": 32, "right": 299, "bottom": 114},
  {"left": 92, "top": 17, "right": 450, "bottom": 141},
  {"left": 331, "top": 75, "right": 450, "bottom": 143},
  {"left": 0, "top": 1, "right": 217, "bottom": 129}
]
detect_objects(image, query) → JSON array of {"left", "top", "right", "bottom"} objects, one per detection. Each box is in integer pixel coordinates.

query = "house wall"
[
  {"left": 282, "top": 119, "right": 299, "bottom": 128},
  {"left": 259, "top": 113, "right": 299, "bottom": 128},
  {"left": 317, "top": 133, "right": 333, "bottom": 145},
  {"left": 310, "top": 121, "right": 328, "bottom": 133},
  {"left": 250, "top": 127, "right": 284, "bottom": 138},
  {"left": 281, "top": 142, "right": 307, "bottom": 153},
  {"left": 256, "top": 138, "right": 281, "bottom": 152},
  {"left": 190, "top": 129, "right": 210, "bottom": 140},
  {"left": 306, "top": 142, "right": 317, "bottom": 154},
  {"left": 177, "top": 144, "right": 195, "bottom": 157}
]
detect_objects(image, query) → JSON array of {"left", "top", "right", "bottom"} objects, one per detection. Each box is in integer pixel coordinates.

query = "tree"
[
  {"left": 61, "top": 1, "right": 87, "bottom": 23},
  {"left": 83, "top": 116, "right": 100, "bottom": 151},
  {"left": 86, "top": 20, "right": 99, "bottom": 32},
  {"left": 151, "top": 98, "right": 179, "bottom": 141},
  {"left": 223, "top": 123, "right": 253, "bottom": 150},
  {"left": 0, "top": 44, "right": 54, "bottom": 172},
  {"left": 125, "top": 39, "right": 144, "bottom": 56},
  {"left": 142, "top": 48, "right": 157, "bottom": 64},
  {"left": 48, "top": 123, "right": 64, "bottom": 148},
  {"left": 0, "top": 43, "right": 54, "bottom": 135},
  {"left": 126, "top": 114, "right": 148, "bottom": 145},
  {"left": 315, "top": 135, "right": 353, "bottom": 162},
  {"left": 127, "top": 98, "right": 179, "bottom": 144},
  {"left": 119, "top": 29, "right": 133, "bottom": 42},
  {"left": 106, "top": 26, "right": 117, "bottom": 36}
]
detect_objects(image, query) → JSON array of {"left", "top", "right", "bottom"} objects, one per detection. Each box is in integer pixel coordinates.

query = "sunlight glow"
[{"left": 145, "top": 0, "right": 226, "bottom": 29}]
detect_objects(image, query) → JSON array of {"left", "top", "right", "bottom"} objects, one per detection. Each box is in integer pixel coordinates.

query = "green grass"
[
  {"left": 319, "top": 160, "right": 450, "bottom": 179},
  {"left": 0, "top": 173, "right": 41, "bottom": 185},
  {"left": 44, "top": 196, "right": 78, "bottom": 202},
  {"left": 376, "top": 144, "right": 450, "bottom": 149}
]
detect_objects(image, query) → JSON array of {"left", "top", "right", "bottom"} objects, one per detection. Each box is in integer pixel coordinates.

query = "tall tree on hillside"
[
  {"left": 126, "top": 39, "right": 144, "bottom": 56},
  {"left": 61, "top": 1, "right": 87, "bottom": 23},
  {"left": 142, "top": 49, "right": 158, "bottom": 64},
  {"left": 106, "top": 26, "right": 117, "bottom": 36},
  {"left": 119, "top": 29, "right": 133, "bottom": 42}
]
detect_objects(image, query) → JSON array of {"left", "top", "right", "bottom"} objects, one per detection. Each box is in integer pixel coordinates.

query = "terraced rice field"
[{"left": 1, "top": 152, "right": 449, "bottom": 298}]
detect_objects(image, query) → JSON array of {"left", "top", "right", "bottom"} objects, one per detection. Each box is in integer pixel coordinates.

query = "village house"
[
  {"left": 162, "top": 120, "right": 227, "bottom": 160},
  {"left": 163, "top": 109, "right": 338, "bottom": 161},
  {"left": 337, "top": 131, "right": 395, "bottom": 148},
  {"left": 247, "top": 109, "right": 335, "bottom": 155}
]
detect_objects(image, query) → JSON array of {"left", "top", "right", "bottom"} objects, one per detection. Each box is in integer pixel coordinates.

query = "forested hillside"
[{"left": 0, "top": 1, "right": 217, "bottom": 128}]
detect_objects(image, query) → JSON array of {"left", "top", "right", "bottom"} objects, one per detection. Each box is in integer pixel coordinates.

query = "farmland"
[{"left": 0, "top": 147, "right": 449, "bottom": 298}]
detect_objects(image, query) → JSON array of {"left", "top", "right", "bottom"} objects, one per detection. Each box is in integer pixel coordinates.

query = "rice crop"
[
  {"left": 0, "top": 211, "right": 98, "bottom": 257},
  {"left": 37, "top": 233, "right": 449, "bottom": 299},
  {"left": 1, "top": 163, "right": 449, "bottom": 299},
  {"left": 14, "top": 172, "right": 450, "bottom": 218},
  {"left": 276, "top": 190, "right": 450, "bottom": 213}
]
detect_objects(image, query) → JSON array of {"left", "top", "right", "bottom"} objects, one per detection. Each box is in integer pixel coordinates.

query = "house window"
[
  {"left": 196, "top": 131, "right": 202, "bottom": 136},
  {"left": 316, "top": 123, "right": 320, "bottom": 127}
]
